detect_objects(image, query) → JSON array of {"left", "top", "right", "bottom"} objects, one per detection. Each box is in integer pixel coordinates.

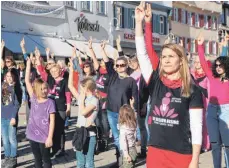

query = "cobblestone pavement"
[{"left": 1, "top": 104, "right": 225, "bottom": 168}]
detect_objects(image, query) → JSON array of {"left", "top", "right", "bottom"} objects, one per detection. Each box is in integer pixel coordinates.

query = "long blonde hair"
[
  {"left": 33, "top": 79, "right": 48, "bottom": 98},
  {"left": 159, "top": 43, "right": 191, "bottom": 97}
]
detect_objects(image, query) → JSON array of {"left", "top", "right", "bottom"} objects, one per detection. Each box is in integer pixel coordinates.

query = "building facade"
[
  {"left": 1, "top": 1, "right": 172, "bottom": 59},
  {"left": 171, "top": 1, "right": 222, "bottom": 59}
]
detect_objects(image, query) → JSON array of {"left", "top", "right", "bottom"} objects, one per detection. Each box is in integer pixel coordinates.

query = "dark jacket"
[
  {"left": 72, "top": 126, "right": 88, "bottom": 151},
  {"left": 138, "top": 75, "right": 150, "bottom": 117}
]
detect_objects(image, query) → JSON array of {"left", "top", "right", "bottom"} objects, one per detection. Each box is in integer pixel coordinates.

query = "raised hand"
[
  {"left": 34, "top": 47, "right": 41, "bottom": 60},
  {"left": 179, "top": 39, "right": 184, "bottom": 47},
  {"left": 197, "top": 34, "right": 204, "bottom": 45},
  {"left": 145, "top": 3, "right": 152, "bottom": 23},
  {"left": 100, "top": 40, "right": 106, "bottom": 50},
  {"left": 46, "top": 48, "right": 50, "bottom": 56},
  {"left": 50, "top": 53, "right": 55, "bottom": 59},
  {"left": 1, "top": 39, "right": 5, "bottom": 50},
  {"left": 88, "top": 36, "right": 93, "bottom": 49},
  {"left": 72, "top": 45, "right": 77, "bottom": 58},
  {"left": 20, "top": 38, "right": 25, "bottom": 48},
  {"left": 135, "top": 1, "right": 146, "bottom": 23}
]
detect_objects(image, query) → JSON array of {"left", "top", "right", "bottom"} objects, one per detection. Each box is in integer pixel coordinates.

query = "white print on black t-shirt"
[{"left": 151, "top": 92, "right": 180, "bottom": 127}]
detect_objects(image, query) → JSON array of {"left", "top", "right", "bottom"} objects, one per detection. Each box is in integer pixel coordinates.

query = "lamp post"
[{"left": 109, "top": 17, "right": 120, "bottom": 47}]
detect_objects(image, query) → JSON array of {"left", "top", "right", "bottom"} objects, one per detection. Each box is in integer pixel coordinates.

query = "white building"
[{"left": 1, "top": 1, "right": 172, "bottom": 60}]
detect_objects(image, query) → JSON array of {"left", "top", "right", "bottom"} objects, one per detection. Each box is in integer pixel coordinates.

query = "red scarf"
[
  {"left": 194, "top": 71, "right": 205, "bottom": 79},
  {"left": 99, "top": 67, "right": 107, "bottom": 75},
  {"left": 160, "top": 76, "right": 182, "bottom": 89}
]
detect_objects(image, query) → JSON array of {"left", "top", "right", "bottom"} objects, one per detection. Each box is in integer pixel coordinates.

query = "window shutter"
[
  {"left": 182, "top": 37, "right": 185, "bottom": 47},
  {"left": 114, "top": 7, "right": 117, "bottom": 27},
  {"left": 153, "top": 14, "right": 157, "bottom": 33},
  {"left": 192, "top": 12, "right": 195, "bottom": 26},
  {"left": 122, "top": 7, "right": 125, "bottom": 28},
  {"left": 156, "top": 15, "right": 160, "bottom": 33},
  {"left": 209, "top": 41, "right": 212, "bottom": 54},
  {"left": 187, "top": 38, "right": 190, "bottom": 52},
  {"left": 195, "top": 39, "right": 198, "bottom": 53},
  {"left": 152, "top": 14, "right": 154, "bottom": 32},
  {"left": 208, "top": 16, "right": 212, "bottom": 29},
  {"left": 164, "top": 16, "right": 167, "bottom": 35},
  {"left": 216, "top": 42, "right": 218, "bottom": 55},
  {"left": 215, "top": 17, "right": 217, "bottom": 29},
  {"left": 186, "top": 11, "right": 188, "bottom": 24},
  {"left": 178, "top": 8, "right": 182, "bottom": 22},
  {"left": 124, "top": 8, "right": 128, "bottom": 29},
  {"left": 172, "top": 8, "right": 174, "bottom": 21}
]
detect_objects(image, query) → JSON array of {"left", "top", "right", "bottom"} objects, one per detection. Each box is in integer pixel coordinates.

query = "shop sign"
[
  {"left": 74, "top": 15, "right": 100, "bottom": 33},
  {"left": 124, "top": 33, "right": 160, "bottom": 43}
]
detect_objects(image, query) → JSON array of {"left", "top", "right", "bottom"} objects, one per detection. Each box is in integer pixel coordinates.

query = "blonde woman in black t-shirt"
[{"left": 135, "top": 2, "right": 204, "bottom": 168}]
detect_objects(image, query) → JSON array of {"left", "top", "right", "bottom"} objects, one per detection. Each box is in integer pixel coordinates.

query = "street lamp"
[{"left": 109, "top": 17, "right": 120, "bottom": 33}]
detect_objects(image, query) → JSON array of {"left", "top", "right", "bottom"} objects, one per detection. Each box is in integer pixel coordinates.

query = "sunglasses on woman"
[
  {"left": 215, "top": 63, "right": 223, "bottom": 68},
  {"left": 116, "top": 64, "right": 126, "bottom": 68},
  {"left": 84, "top": 65, "right": 90, "bottom": 68}
]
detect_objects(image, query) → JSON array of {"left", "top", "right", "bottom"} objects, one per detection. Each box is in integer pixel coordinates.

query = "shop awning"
[{"left": 1, "top": 31, "right": 118, "bottom": 59}]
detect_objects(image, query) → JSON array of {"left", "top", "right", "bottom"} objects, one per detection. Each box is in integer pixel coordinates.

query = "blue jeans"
[
  {"left": 76, "top": 136, "right": 96, "bottom": 168},
  {"left": 1, "top": 118, "right": 17, "bottom": 157},
  {"left": 65, "top": 116, "right": 69, "bottom": 127},
  {"left": 20, "top": 82, "right": 27, "bottom": 102},
  {"left": 206, "top": 103, "right": 229, "bottom": 168},
  {"left": 107, "top": 110, "right": 120, "bottom": 150}
]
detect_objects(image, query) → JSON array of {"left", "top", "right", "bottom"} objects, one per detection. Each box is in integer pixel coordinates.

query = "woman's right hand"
[
  {"left": 144, "top": 3, "right": 152, "bottom": 23},
  {"left": 20, "top": 38, "right": 25, "bottom": 48},
  {"left": 197, "top": 35, "right": 204, "bottom": 46},
  {"left": 135, "top": 1, "right": 146, "bottom": 24}
]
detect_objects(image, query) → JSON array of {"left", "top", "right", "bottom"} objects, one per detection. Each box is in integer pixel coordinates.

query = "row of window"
[
  {"left": 64, "top": 1, "right": 106, "bottom": 15},
  {"left": 176, "top": 37, "right": 218, "bottom": 55},
  {"left": 114, "top": 6, "right": 167, "bottom": 35},
  {"left": 173, "top": 8, "right": 217, "bottom": 30}
]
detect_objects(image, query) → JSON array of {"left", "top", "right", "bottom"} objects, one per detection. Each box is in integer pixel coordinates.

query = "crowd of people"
[{"left": 1, "top": 2, "right": 229, "bottom": 168}]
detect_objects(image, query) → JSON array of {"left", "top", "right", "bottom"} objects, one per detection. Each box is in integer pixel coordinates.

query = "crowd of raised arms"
[{"left": 1, "top": 2, "right": 229, "bottom": 168}]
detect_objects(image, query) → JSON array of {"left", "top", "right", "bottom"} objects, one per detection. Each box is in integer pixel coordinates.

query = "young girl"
[
  {"left": 1, "top": 71, "right": 20, "bottom": 168},
  {"left": 25, "top": 58, "right": 55, "bottom": 168},
  {"left": 119, "top": 98, "right": 138, "bottom": 168},
  {"left": 68, "top": 58, "right": 99, "bottom": 168}
]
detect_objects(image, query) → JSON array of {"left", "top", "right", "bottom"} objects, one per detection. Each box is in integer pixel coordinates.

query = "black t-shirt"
[
  {"left": 148, "top": 68, "right": 203, "bottom": 154},
  {"left": 105, "top": 61, "right": 138, "bottom": 112},
  {"left": 47, "top": 76, "right": 69, "bottom": 112}
]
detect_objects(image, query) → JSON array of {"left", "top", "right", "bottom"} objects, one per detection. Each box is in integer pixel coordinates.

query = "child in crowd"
[
  {"left": 1, "top": 70, "right": 20, "bottom": 168},
  {"left": 119, "top": 98, "right": 138, "bottom": 168},
  {"left": 25, "top": 58, "right": 56, "bottom": 168},
  {"left": 68, "top": 58, "right": 99, "bottom": 168}
]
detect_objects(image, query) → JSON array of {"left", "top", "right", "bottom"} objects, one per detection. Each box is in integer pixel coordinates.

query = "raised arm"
[
  {"left": 35, "top": 48, "right": 48, "bottom": 81},
  {"left": 197, "top": 36, "right": 213, "bottom": 78},
  {"left": 116, "top": 35, "right": 125, "bottom": 57},
  {"left": 88, "top": 37, "right": 99, "bottom": 71},
  {"left": 135, "top": 2, "right": 153, "bottom": 84},
  {"left": 101, "top": 40, "right": 109, "bottom": 62},
  {"left": 25, "top": 58, "right": 34, "bottom": 98},
  {"left": 68, "top": 58, "right": 79, "bottom": 99},
  {"left": 144, "top": 7, "right": 159, "bottom": 71},
  {"left": 46, "top": 48, "right": 51, "bottom": 61},
  {"left": 1, "top": 39, "right": 5, "bottom": 60},
  {"left": 72, "top": 46, "right": 83, "bottom": 74}
]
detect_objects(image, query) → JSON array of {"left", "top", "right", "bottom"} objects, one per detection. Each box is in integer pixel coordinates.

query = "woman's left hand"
[
  {"left": 10, "top": 118, "right": 16, "bottom": 126},
  {"left": 45, "top": 137, "right": 53, "bottom": 148}
]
